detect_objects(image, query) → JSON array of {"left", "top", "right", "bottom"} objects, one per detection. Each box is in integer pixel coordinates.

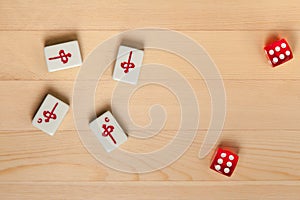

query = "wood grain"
[
  {"left": 1, "top": 80, "right": 300, "bottom": 131},
  {"left": 1, "top": 181, "right": 300, "bottom": 200},
  {"left": 1, "top": 0, "right": 300, "bottom": 199},
  {"left": 0, "top": 130, "right": 300, "bottom": 181},
  {"left": 1, "top": 31, "right": 300, "bottom": 80},
  {"left": 1, "top": 0, "right": 300, "bottom": 31}
]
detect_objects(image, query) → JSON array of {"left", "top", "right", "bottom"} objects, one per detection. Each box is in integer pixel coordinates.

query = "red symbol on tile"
[
  {"left": 120, "top": 51, "right": 135, "bottom": 73},
  {"left": 49, "top": 50, "right": 72, "bottom": 64},
  {"left": 102, "top": 117, "right": 116, "bottom": 144},
  {"left": 37, "top": 102, "right": 58, "bottom": 123}
]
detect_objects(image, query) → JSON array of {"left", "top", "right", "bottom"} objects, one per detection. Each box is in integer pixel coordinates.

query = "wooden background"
[{"left": 1, "top": 0, "right": 300, "bottom": 199}]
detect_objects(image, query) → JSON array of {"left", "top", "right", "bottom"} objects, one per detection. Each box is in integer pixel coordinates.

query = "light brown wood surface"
[{"left": 1, "top": 1, "right": 300, "bottom": 199}]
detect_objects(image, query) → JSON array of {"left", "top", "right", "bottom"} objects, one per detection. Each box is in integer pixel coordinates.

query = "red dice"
[
  {"left": 210, "top": 148, "right": 239, "bottom": 177},
  {"left": 264, "top": 38, "right": 293, "bottom": 67}
]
